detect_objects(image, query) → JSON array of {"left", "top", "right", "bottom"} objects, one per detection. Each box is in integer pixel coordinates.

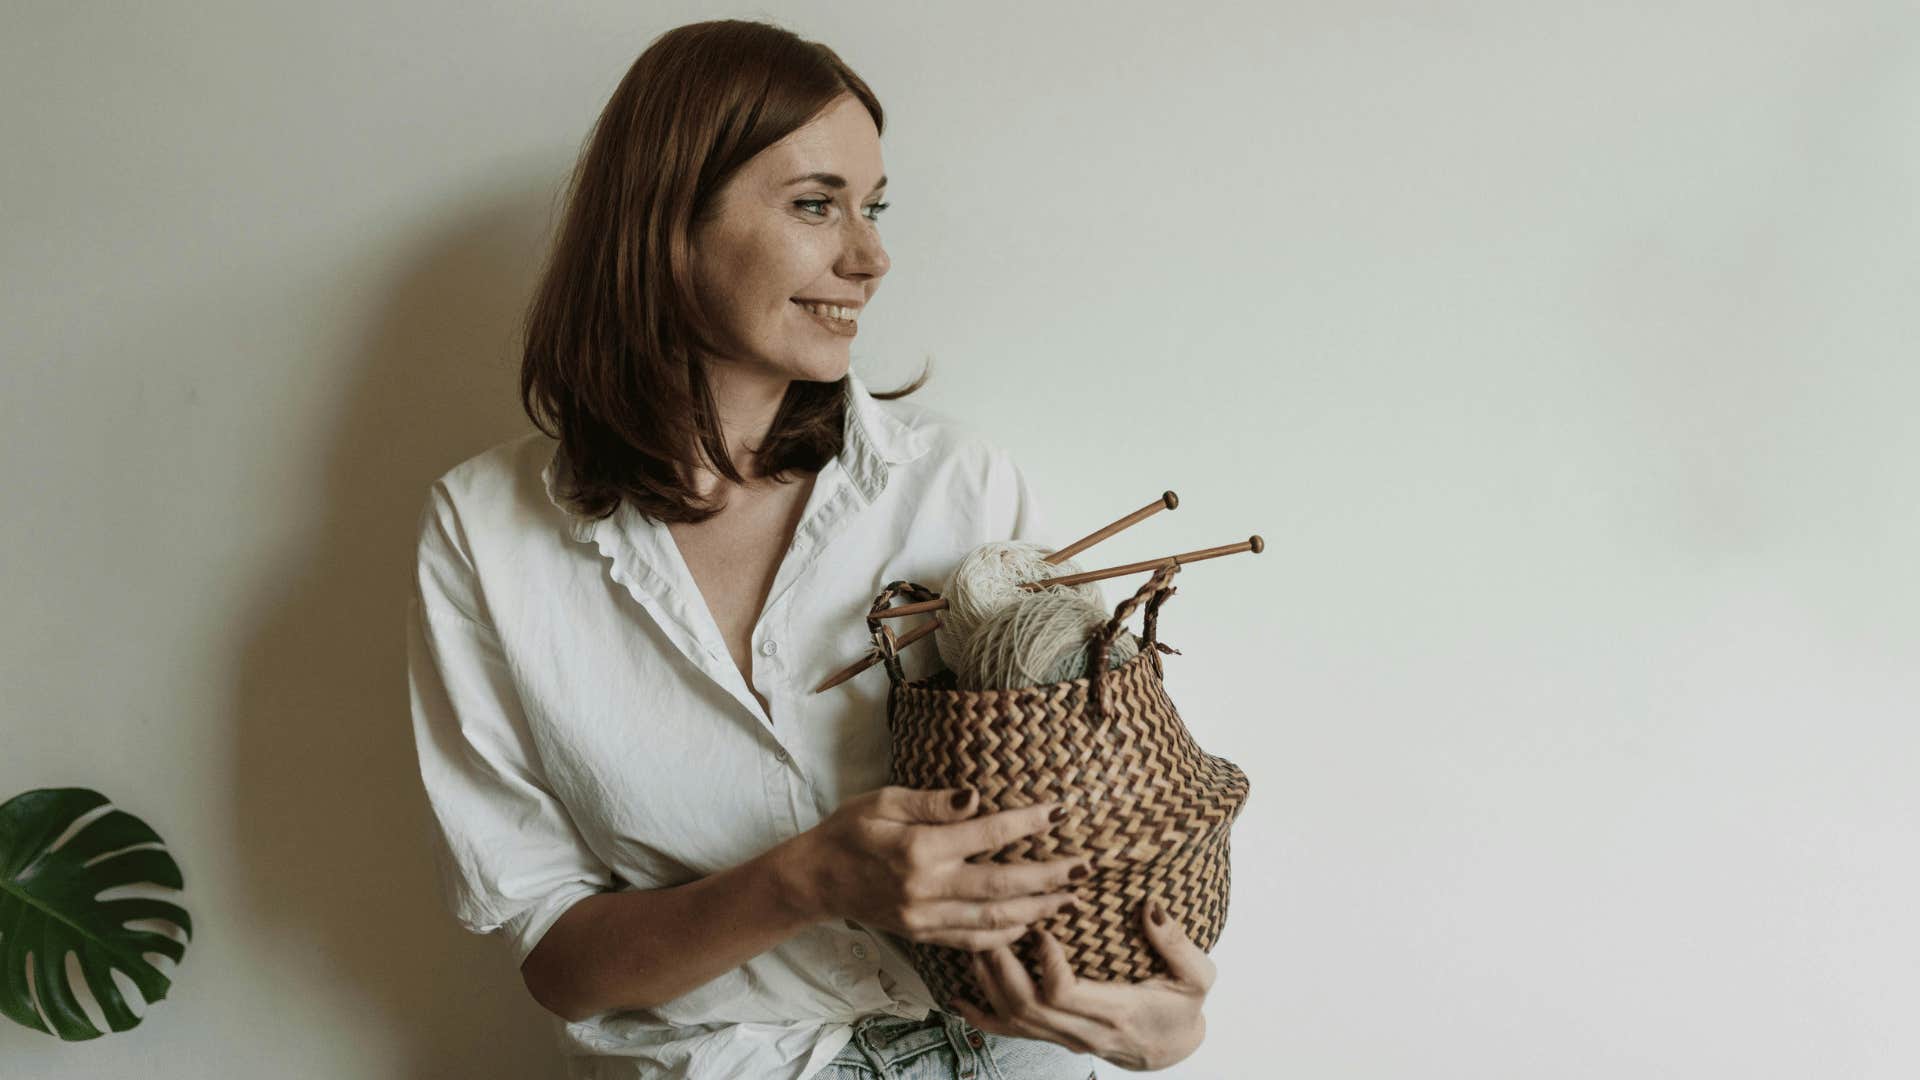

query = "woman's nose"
[{"left": 839, "top": 220, "right": 890, "bottom": 279}]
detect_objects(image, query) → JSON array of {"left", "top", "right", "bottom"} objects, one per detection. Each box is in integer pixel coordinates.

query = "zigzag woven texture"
[{"left": 872, "top": 566, "right": 1251, "bottom": 1012}]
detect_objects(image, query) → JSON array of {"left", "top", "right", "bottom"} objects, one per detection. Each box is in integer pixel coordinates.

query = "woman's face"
[{"left": 690, "top": 93, "right": 892, "bottom": 384}]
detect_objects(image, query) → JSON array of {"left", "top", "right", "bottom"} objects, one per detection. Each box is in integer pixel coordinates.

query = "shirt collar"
[
  {"left": 839, "top": 365, "right": 931, "bottom": 499},
  {"left": 540, "top": 368, "right": 929, "bottom": 537}
]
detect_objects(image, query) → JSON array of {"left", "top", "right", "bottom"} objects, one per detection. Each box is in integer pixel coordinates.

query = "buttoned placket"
[
  {"left": 754, "top": 590, "right": 804, "bottom": 842},
  {"left": 745, "top": 460, "right": 909, "bottom": 1009},
  {"left": 617, "top": 453, "right": 880, "bottom": 839},
  {"left": 548, "top": 426, "right": 905, "bottom": 866},
  {"left": 629, "top": 456, "right": 848, "bottom": 717}
]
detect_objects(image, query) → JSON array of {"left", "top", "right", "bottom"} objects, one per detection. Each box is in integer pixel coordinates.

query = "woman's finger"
[
  {"left": 1062, "top": 902, "right": 1213, "bottom": 999},
  {"left": 944, "top": 853, "right": 1088, "bottom": 901},
  {"left": 920, "top": 802, "right": 1061, "bottom": 864},
  {"left": 1139, "top": 900, "right": 1217, "bottom": 992},
  {"left": 969, "top": 951, "right": 1017, "bottom": 1024},
  {"left": 973, "top": 946, "right": 1061, "bottom": 1043},
  {"left": 1034, "top": 927, "right": 1121, "bottom": 1024},
  {"left": 981, "top": 937, "right": 1115, "bottom": 1055},
  {"left": 911, "top": 892, "right": 1079, "bottom": 945},
  {"left": 1020, "top": 902, "right": 1215, "bottom": 1014}
]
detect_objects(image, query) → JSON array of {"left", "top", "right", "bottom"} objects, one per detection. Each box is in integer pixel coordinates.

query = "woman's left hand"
[{"left": 947, "top": 900, "right": 1213, "bottom": 1072}]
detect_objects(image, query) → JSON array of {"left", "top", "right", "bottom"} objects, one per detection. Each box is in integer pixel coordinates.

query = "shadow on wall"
[{"left": 230, "top": 174, "right": 570, "bottom": 1078}]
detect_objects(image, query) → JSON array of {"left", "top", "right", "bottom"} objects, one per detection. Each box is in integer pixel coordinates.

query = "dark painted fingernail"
[
  {"left": 1068, "top": 862, "right": 1089, "bottom": 880},
  {"left": 1150, "top": 901, "right": 1167, "bottom": 926},
  {"left": 1048, "top": 805, "right": 1067, "bottom": 823},
  {"left": 952, "top": 789, "right": 975, "bottom": 810}
]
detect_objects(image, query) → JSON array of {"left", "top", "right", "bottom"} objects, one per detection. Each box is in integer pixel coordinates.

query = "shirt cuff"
[{"left": 500, "top": 881, "right": 608, "bottom": 967}]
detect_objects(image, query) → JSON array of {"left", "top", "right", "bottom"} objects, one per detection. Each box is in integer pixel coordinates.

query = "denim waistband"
[{"left": 842, "top": 1009, "right": 991, "bottom": 1077}]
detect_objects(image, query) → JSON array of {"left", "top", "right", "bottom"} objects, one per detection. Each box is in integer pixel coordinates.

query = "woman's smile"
[{"left": 792, "top": 298, "right": 859, "bottom": 337}]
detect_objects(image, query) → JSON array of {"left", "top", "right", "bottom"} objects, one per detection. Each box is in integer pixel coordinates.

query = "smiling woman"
[
  {"left": 407, "top": 16, "right": 1202, "bottom": 1080},
  {"left": 685, "top": 94, "right": 893, "bottom": 388},
  {"left": 519, "top": 19, "right": 917, "bottom": 529}
]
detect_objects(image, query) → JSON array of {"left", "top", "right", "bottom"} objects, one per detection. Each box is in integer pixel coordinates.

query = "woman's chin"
[
  {"left": 712, "top": 351, "right": 849, "bottom": 385},
  {"left": 796, "top": 353, "right": 852, "bottom": 383}
]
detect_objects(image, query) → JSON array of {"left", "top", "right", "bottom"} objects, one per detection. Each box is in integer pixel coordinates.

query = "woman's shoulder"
[
  {"left": 856, "top": 391, "right": 1041, "bottom": 544},
  {"left": 861, "top": 389, "right": 1018, "bottom": 477},
  {"left": 416, "top": 431, "right": 564, "bottom": 547},
  {"left": 427, "top": 430, "right": 551, "bottom": 500}
]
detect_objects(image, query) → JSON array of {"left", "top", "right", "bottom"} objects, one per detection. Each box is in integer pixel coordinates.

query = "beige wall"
[{"left": 4, "top": 2, "right": 1916, "bottom": 1076}]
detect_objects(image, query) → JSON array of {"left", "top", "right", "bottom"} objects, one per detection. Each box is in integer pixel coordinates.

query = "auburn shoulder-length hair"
[{"left": 520, "top": 18, "right": 926, "bottom": 526}]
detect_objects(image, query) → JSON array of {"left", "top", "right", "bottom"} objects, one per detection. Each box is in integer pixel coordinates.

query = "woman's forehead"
[{"left": 761, "top": 101, "right": 883, "bottom": 176}]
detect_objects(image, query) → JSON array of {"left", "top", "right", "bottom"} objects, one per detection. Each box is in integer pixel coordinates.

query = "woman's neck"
[{"left": 691, "top": 363, "right": 791, "bottom": 496}]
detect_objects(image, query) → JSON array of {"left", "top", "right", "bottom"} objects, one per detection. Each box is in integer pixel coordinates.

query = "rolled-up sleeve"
[{"left": 406, "top": 484, "right": 612, "bottom": 966}]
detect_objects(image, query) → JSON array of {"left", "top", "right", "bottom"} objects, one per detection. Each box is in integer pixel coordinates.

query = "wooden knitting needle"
[
  {"left": 1016, "top": 535, "right": 1264, "bottom": 591},
  {"left": 812, "top": 618, "right": 943, "bottom": 694},
  {"left": 809, "top": 491, "right": 1180, "bottom": 694},
  {"left": 872, "top": 534, "right": 1263, "bottom": 618},
  {"left": 866, "top": 492, "right": 1182, "bottom": 622},
  {"left": 1048, "top": 490, "right": 1179, "bottom": 564}
]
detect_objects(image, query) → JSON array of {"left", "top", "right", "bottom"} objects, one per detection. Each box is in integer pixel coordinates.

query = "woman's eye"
[{"left": 794, "top": 198, "right": 891, "bottom": 222}]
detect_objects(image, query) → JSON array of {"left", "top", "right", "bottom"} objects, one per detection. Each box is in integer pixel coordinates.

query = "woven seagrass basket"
[{"left": 863, "top": 561, "right": 1251, "bottom": 1011}]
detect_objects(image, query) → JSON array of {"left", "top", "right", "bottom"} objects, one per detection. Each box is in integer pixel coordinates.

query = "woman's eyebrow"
[{"left": 782, "top": 172, "right": 888, "bottom": 193}]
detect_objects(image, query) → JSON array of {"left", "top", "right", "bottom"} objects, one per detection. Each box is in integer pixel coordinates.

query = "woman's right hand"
[{"left": 778, "top": 786, "right": 1089, "bottom": 952}]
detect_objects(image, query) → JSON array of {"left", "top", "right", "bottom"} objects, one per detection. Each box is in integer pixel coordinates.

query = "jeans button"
[{"left": 966, "top": 1032, "right": 984, "bottom": 1049}]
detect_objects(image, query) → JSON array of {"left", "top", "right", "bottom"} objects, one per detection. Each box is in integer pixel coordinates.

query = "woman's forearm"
[{"left": 519, "top": 837, "right": 822, "bottom": 1023}]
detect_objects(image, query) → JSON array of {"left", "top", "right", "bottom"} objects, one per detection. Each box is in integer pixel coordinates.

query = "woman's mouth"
[{"left": 793, "top": 299, "right": 859, "bottom": 337}]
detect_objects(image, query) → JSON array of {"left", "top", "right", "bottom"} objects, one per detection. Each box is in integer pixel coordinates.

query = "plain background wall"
[{"left": 4, "top": 2, "right": 1915, "bottom": 1076}]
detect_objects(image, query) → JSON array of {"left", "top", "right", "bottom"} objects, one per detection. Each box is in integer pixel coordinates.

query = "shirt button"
[
  {"left": 775, "top": 748, "right": 790, "bottom": 764},
  {"left": 761, "top": 639, "right": 779, "bottom": 657},
  {"left": 851, "top": 943, "right": 868, "bottom": 960}
]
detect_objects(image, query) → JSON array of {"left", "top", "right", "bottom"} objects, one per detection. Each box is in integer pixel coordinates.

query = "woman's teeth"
[{"left": 795, "top": 301, "right": 857, "bottom": 323}]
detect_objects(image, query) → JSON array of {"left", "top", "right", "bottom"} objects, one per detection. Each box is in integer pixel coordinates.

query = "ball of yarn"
[
  {"left": 935, "top": 541, "right": 1104, "bottom": 673},
  {"left": 959, "top": 586, "right": 1142, "bottom": 691}
]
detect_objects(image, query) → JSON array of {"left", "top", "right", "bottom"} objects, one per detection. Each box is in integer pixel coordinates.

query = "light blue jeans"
[{"left": 815, "top": 1009, "right": 1099, "bottom": 1080}]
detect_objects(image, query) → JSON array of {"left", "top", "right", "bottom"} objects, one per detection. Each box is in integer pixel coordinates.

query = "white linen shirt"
[{"left": 405, "top": 368, "right": 1057, "bottom": 1079}]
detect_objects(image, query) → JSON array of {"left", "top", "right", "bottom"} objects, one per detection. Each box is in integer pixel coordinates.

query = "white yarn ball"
[
  {"left": 934, "top": 540, "right": 1104, "bottom": 673},
  {"left": 959, "top": 586, "right": 1142, "bottom": 691}
]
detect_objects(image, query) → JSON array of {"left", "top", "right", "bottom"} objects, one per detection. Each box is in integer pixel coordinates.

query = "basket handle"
[
  {"left": 1084, "top": 561, "right": 1184, "bottom": 727},
  {"left": 864, "top": 580, "right": 943, "bottom": 688}
]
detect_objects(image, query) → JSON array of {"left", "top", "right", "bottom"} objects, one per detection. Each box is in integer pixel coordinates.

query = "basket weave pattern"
[{"left": 865, "top": 563, "right": 1251, "bottom": 1012}]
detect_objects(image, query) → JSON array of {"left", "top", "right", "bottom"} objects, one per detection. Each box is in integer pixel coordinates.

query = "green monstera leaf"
[{"left": 0, "top": 788, "right": 191, "bottom": 1039}]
